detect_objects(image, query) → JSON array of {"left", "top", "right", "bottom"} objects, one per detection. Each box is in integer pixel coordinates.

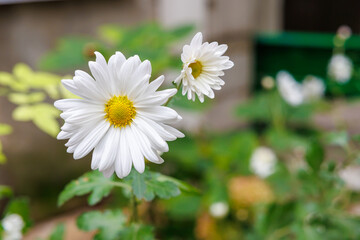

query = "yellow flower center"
[
  {"left": 105, "top": 95, "right": 136, "bottom": 128},
  {"left": 189, "top": 61, "right": 203, "bottom": 79}
]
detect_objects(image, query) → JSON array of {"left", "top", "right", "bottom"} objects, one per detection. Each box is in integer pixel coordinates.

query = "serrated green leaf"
[
  {"left": 77, "top": 209, "right": 126, "bottom": 240},
  {"left": 0, "top": 123, "right": 12, "bottom": 136},
  {"left": 8, "top": 92, "right": 46, "bottom": 105},
  {"left": 146, "top": 180, "right": 180, "bottom": 200},
  {"left": 125, "top": 170, "right": 182, "bottom": 201},
  {"left": 58, "top": 171, "right": 117, "bottom": 206},
  {"left": 49, "top": 223, "right": 65, "bottom": 240}
]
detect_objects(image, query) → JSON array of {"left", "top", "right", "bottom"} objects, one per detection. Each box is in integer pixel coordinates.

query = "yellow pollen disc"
[
  {"left": 189, "top": 60, "right": 203, "bottom": 79},
  {"left": 105, "top": 95, "right": 136, "bottom": 128}
]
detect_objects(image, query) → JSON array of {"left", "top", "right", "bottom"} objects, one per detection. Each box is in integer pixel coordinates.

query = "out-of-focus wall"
[{"left": 0, "top": 0, "right": 154, "bottom": 71}]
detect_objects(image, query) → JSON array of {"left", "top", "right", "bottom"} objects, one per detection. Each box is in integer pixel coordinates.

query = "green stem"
[
  {"left": 130, "top": 191, "right": 139, "bottom": 223},
  {"left": 164, "top": 82, "right": 182, "bottom": 107}
]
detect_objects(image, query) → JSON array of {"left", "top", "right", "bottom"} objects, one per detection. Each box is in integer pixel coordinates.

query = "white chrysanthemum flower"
[
  {"left": 328, "top": 54, "right": 353, "bottom": 83},
  {"left": 2, "top": 214, "right": 24, "bottom": 240},
  {"left": 209, "top": 202, "right": 229, "bottom": 219},
  {"left": 339, "top": 165, "right": 360, "bottom": 191},
  {"left": 174, "top": 32, "right": 234, "bottom": 102},
  {"left": 55, "top": 52, "right": 184, "bottom": 178},
  {"left": 250, "top": 147, "right": 277, "bottom": 178},
  {"left": 276, "top": 71, "right": 304, "bottom": 106},
  {"left": 302, "top": 76, "right": 325, "bottom": 101}
]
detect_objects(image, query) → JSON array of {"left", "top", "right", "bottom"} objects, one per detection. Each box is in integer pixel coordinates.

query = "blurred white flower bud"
[
  {"left": 339, "top": 165, "right": 360, "bottom": 191},
  {"left": 328, "top": 54, "right": 353, "bottom": 83},
  {"left": 250, "top": 147, "right": 277, "bottom": 178},
  {"left": 302, "top": 76, "right": 325, "bottom": 101},
  {"left": 276, "top": 71, "right": 304, "bottom": 106},
  {"left": 2, "top": 214, "right": 24, "bottom": 240},
  {"left": 209, "top": 202, "right": 229, "bottom": 219}
]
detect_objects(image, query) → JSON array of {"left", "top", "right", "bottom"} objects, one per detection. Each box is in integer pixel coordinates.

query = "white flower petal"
[{"left": 73, "top": 120, "right": 109, "bottom": 159}]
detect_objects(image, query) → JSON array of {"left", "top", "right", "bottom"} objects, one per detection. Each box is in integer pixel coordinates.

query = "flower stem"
[
  {"left": 164, "top": 82, "right": 182, "bottom": 107},
  {"left": 130, "top": 191, "right": 139, "bottom": 223}
]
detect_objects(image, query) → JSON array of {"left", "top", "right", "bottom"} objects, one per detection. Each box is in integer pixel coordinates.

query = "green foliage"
[
  {"left": 77, "top": 209, "right": 155, "bottom": 240},
  {"left": 77, "top": 209, "right": 127, "bottom": 240},
  {"left": 0, "top": 64, "right": 72, "bottom": 137},
  {"left": 13, "top": 103, "right": 60, "bottom": 137},
  {"left": 305, "top": 139, "right": 324, "bottom": 173},
  {"left": 0, "top": 124, "right": 12, "bottom": 136},
  {"left": 323, "top": 130, "right": 349, "bottom": 148},
  {"left": 58, "top": 171, "right": 117, "bottom": 206},
  {"left": 49, "top": 223, "right": 65, "bottom": 240},
  {"left": 125, "top": 170, "right": 182, "bottom": 201},
  {"left": 38, "top": 37, "right": 99, "bottom": 72},
  {"left": 0, "top": 185, "right": 13, "bottom": 200},
  {"left": 0, "top": 123, "right": 12, "bottom": 164},
  {"left": 4, "top": 197, "right": 32, "bottom": 231},
  {"left": 59, "top": 169, "right": 197, "bottom": 207},
  {"left": 119, "top": 224, "right": 155, "bottom": 240},
  {"left": 39, "top": 23, "right": 194, "bottom": 75}
]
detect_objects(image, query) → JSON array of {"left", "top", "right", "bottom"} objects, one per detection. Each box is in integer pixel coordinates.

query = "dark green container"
[{"left": 254, "top": 31, "right": 360, "bottom": 97}]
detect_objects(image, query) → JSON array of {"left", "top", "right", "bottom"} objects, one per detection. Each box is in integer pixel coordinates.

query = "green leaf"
[
  {"left": 0, "top": 185, "right": 13, "bottom": 200},
  {"left": 8, "top": 92, "right": 46, "bottom": 105},
  {"left": 0, "top": 123, "right": 12, "bottom": 136},
  {"left": 0, "top": 72, "right": 16, "bottom": 86},
  {"left": 305, "top": 139, "right": 324, "bottom": 173},
  {"left": 58, "top": 171, "right": 117, "bottom": 206},
  {"left": 49, "top": 223, "right": 65, "bottom": 240},
  {"left": 12, "top": 103, "right": 60, "bottom": 137},
  {"left": 125, "top": 170, "right": 182, "bottom": 201},
  {"left": 13, "top": 105, "right": 35, "bottom": 121},
  {"left": 120, "top": 224, "right": 155, "bottom": 240},
  {"left": 0, "top": 142, "right": 6, "bottom": 164},
  {"left": 323, "top": 131, "right": 349, "bottom": 148},
  {"left": 130, "top": 171, "right": 147, "bottom": 200},
  {"left": 77, "top": 209, "right": 127, "bottom": 240}
]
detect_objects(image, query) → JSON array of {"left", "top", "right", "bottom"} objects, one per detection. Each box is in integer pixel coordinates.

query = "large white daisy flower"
[
  {"left": 174, "top": 32, "right": 234, "bottom": 102},
  {"left": 55, "top": 52, "right": 184, "bottom": 178}
]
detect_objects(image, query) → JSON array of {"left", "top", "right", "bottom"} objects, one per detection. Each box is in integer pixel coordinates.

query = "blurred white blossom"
[
  {"left": 276, "top": 71, "right": 304, "bottom": 106},
  {"left": 2, "top": 214, "right": 24, "bottom": 240},
  {"left": 328, "top": 54, "right": 353, "bottom": 83},
  {"left": 339, "top": 165, "right": 360, "bottom": 191},
  {"left": 302, "top": 76, "right": 325, "bottom": 101},
  {"left": 277, "top": 71, "right": 325, "bottom": 106},
  {"left": 250, "top": 147, "right": 277, "bottom": 178},
  {"left": 209, "top": 202, "right": 229, "bottom": 219}
]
